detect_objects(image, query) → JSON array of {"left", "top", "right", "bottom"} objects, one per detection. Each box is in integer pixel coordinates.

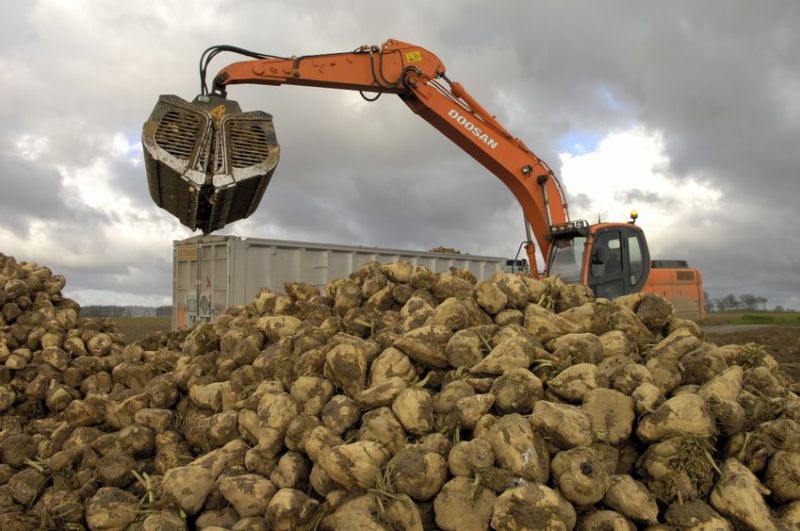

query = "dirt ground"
[
  {"left": 704, "top": 325, "right": 800, "bottom": 384},
  {"left": 114, "top": 317, "right": 171, "bottom": 342}
]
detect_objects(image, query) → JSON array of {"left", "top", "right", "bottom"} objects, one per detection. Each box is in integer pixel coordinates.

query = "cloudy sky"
[{"left": 1, "top": 0, "right": 798, "bottom": 309}]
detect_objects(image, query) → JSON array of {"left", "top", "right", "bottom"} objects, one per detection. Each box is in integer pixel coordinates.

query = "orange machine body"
[{"left": 642, "top": 266, "right": 705, "bottom": 320}]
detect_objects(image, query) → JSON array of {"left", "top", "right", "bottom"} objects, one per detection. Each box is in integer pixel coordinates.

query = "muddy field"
[
  {"left": 705, "top": 326, "right": 800, "bottom": 384},
  {"left": 115, "top": 317, "right": 171, "bottom": 342}
]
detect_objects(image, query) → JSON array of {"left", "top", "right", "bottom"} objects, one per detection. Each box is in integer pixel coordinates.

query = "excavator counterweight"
[{"left": 142, "top": 94, "right": 280, "bottom": 233}]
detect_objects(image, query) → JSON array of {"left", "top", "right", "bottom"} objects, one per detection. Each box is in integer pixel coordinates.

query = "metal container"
[
  {"left": 143, "top": 95, "right": 280, "bottom": 233},
  {"left": 173, "top": 235, "right": 507, "bottom": 328}
]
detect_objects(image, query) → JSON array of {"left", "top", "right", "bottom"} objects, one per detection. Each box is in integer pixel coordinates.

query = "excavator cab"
[
  {"left": 546, "top": 220, "right": 651, "bottom": 299},
  {"left": 142, "top": 95, "right": 280, "bottom": 233}
]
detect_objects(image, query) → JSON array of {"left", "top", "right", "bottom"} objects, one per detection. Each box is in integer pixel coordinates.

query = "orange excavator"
[{"left": 142, "top": 39, "right": 704, "bottom": 319}]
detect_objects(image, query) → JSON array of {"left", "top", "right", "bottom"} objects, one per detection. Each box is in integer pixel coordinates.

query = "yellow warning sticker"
[{"left": 405, "top": 50, "right": 423, "bottom": 63}]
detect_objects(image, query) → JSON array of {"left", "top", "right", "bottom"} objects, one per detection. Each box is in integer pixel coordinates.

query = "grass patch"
[
  {"left": 730, "top": 314, "right": 800, "bottom": 326},
  {"left": 702, "top": 311, "right": 800, "bottom": 327}
]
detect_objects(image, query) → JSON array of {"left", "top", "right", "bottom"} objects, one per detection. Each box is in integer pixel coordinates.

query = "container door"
[
  {"left": 194, "top": 240, "right": 231, "bottom": 323},
  {"left": 174, "top": 244, "right": 199, "bottom": 328}
]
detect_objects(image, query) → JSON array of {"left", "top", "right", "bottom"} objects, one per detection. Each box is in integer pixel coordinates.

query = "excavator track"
[{"left": 142, "top": 95, "right": 279, "bottom": 233}]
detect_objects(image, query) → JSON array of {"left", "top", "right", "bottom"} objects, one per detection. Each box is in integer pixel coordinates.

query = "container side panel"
[
  {"left": 230, "top": 240, "right": 247, "bottom": 306},
  {"left": 418, "top": 256, "right": 436, "bottom": 270},
  {"left": 299, "top": 249, "right": 329, "bottom": 289},
  {"left": 213, "top": 245, "right": 229, "bottom": 320},
  {"left": 352, "top": 253, "right": 376, "bottom": 270},
  {"left": 242, "top": 245, "right": 274, "bottom": 306},
  {"left": 174, "top": 235, "right": 506, "bottom": 327},
  {"left": 272, "top": 247, "right": 300, "bottom": 294},
  {"left": 326, "top": 251, "right": 353, "bottom": 282}
]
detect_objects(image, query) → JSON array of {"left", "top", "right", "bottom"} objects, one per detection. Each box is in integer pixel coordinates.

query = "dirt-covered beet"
[
  {"left": 491, "top": 483, "right": 577, "bottom": 530},
  {"left": 551, "top": 446, "right": 610, "bottom": 505}
]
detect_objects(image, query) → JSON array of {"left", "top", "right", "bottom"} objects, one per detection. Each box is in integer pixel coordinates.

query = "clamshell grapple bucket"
[{"left": 142, "top": 94, "right": 279, "bottom": 233}]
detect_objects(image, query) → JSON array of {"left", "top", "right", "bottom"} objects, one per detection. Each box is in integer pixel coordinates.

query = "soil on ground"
[
  {"left": 115, "top": 317, "right": 171, "bottom": 342},
  {"left": 704, "top": 325, "right": 800, "bottom": 384}
]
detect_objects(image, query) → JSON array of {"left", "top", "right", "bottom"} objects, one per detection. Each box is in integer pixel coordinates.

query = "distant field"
[
  {"left": 701, "top": 311, "right": 800, "bottom": 327},
  {"left": 115, "top": 317, "right": 171, "bottom": 342}
]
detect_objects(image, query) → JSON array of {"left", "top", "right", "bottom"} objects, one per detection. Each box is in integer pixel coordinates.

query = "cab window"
[
  {"left": 591, "top": 231, "right": 622, "bottom": 278},
  {"left": 607, "top": 236, "right": 622, "bottom": 274},
  {"left": 628, "top": 235, "right": 643, "bottom": 285},
  {"left": 549, "top": 236, "right": 586, "bottom": 283}
]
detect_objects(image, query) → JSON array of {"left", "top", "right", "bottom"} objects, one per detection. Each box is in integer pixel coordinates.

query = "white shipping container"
[{"left": 173, "top": 235, "right": 508, "bottom": 328}]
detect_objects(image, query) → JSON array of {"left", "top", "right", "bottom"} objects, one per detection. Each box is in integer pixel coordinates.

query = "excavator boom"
[
  {"left": 142, "top": 38, "right": 706, "bottom": 319},
  {"left": 142, "top": 39, "right": 569, "bottom": 274}
]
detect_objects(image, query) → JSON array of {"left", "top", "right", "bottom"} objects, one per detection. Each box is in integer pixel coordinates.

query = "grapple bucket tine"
[{"left": 142, "top": 94, "right": 280, "bottom": 233}]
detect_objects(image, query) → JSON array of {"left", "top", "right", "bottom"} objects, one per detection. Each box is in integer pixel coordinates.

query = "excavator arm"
[{"left": 144, "top": 39, "right": 570, "bottom": 276}]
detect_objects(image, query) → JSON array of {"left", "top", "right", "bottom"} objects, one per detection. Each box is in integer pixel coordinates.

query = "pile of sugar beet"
[{"left": 1, "top": 252, "right": 800, "bottom": 531}]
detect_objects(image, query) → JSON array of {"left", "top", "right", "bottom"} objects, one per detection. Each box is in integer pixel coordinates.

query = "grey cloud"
[
  {"left": 108, "top": 159, "right": 153, "bottom": 209},
  {"left": 617, "top": 189, "right": 671, "bottom": 207},
  {"left": 0, "top": 152, "right": 69, "bottom": 232},
  {"left": 565, "top": 193, "right": 594, "bottom": 215}
]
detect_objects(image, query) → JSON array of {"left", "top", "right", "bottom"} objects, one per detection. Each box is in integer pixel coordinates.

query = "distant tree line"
[
  {"left": 81, "top": 305, "right": 171, "bottom": 318},
  {"left": 703, "top": 292, "right": 791, "bottom": 312}
]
